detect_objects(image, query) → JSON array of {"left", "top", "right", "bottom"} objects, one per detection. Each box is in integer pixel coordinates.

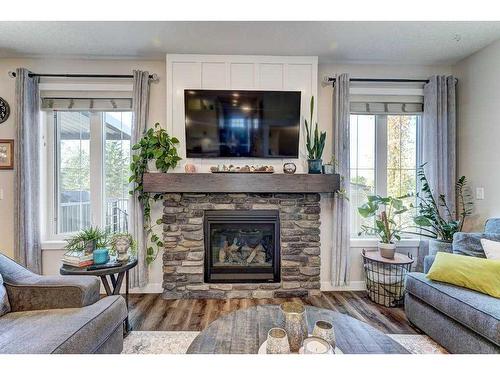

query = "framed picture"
[{"left": 0, "top": 140, "right": 14, "bottom": 170}]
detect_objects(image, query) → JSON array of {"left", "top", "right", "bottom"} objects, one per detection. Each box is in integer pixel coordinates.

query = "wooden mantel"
[{"left": 143, "top": 173, "right": 340, "bottom": 193}]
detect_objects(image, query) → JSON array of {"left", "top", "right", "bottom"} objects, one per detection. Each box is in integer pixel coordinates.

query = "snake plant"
[{"left": 304, "top": 96, "right": 326, "bottom": 160}]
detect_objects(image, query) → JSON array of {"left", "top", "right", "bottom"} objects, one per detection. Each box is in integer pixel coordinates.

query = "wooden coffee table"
[{"left": 187, "top": 305, "right": 409, "bottom": 354}]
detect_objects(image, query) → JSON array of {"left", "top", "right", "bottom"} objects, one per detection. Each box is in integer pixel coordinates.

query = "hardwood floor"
[{"left": 128, "top": 291, "right": 419, "bottom": 334}]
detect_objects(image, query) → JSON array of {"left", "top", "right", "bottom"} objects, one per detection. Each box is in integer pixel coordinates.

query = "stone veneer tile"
[{"left": 163, "top": 193, "right": 321, "bottom": 299}]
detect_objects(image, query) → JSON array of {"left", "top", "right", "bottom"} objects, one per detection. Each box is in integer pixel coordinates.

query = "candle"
[{"left": 302, "top": 337, "right": 331, "bottom": 354}]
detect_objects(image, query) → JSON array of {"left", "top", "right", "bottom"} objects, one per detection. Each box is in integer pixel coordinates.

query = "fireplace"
[{"left": 204, "top": 210, "right": 280, "bottom": 283}]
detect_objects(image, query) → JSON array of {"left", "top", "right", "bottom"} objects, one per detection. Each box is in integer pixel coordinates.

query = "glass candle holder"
[
  {"left": 312, "top": 320, "right": 336, "bottom": 349},
  {"left": 266, "top": 328, "right": 290, "bottom": 354},
  {"left": 302, "top": 337, "right": 331, "bottom": 354},
  {"left": 279, "top": 302, "right": 308, "bottom": 352}
]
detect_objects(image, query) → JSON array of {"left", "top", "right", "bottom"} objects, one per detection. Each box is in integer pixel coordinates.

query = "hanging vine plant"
[{"left": 129, "top": 123, "right": 181, "bottom": 264}]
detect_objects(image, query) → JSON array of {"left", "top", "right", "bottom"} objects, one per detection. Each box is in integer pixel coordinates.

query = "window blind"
[
  {"left": 41, "top": 97, "right": 132, "bottom": 111},
  {"left": 350, "top": 101, "right": 423, "bottom": 114}
]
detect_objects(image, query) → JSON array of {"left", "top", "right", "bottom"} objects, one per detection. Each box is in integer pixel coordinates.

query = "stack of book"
[{"left": 62, "top": 250, "right": 94, "bottom": 268}]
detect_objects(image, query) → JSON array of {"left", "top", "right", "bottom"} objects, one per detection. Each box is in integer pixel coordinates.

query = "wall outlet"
[{"left": 476, "top": 187, "right": 485, "bottom": 200}]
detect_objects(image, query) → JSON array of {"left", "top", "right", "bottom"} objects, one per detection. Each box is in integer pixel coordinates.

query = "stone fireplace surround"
[{"left": 162, "top": 192, "right": 322, "bottom": 299}]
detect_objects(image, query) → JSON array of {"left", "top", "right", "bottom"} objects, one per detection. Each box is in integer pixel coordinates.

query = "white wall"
[
  {"left": 454, "top": 40, "right": 500, "bottom": 231},
  {"left": 0, "top": 55, "right": 454, "bottom": 292}
]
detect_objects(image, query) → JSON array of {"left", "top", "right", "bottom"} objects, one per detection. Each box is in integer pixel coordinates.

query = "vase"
[
  {"left": 279, "top": 302, "right": 308, "bottom": 352},
  {"left": 266, "top": 328, "right": 290, "bottom": 354},
  {"left": 307, "top": 159, "right": 322, "bottom": 174},
  {"left": 93, "top": 248, "right": 109, "bottom": 265},
  {"left": 378, "top": 242, "right": 396, "bottom": 259},
  {"left": 428, "top": 239, "right": 453, "bottom": 256},
  {"left": 322, "top": 164, "right": 334, "bottom": 174}
]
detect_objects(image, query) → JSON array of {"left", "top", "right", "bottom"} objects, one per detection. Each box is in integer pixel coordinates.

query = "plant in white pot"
[
  {"left": 357, "top": 195, "right": 409, "bottom": 259},
  {"left": 406, "top": 165, "right": 473, "bottom": 255}
]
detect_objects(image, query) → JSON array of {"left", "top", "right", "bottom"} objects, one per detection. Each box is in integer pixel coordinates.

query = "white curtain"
[
  {"left": 331, "top": 73, "right": 351, "bottom": 286},
  {"left": 14, "top": 68, "right": 41, "bottom": 273},
  {"left": 129, "top": 70, "right": 151, "bottom": 288}
]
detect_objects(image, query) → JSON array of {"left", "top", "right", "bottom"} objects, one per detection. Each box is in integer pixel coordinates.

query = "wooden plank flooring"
[{"left": 128, "top": 291, "right": 419, "bottom": 334}]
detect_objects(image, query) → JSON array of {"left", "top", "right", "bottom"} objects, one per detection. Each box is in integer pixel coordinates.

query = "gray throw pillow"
[
  {"left": 452, "top": 232, "right": 500, "bottom": 258},
  {"left": 0, "top": 273, "right": 11, "bottom": 317}
]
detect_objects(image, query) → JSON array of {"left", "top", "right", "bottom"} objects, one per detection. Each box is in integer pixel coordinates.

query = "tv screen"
[{"left": 185, "top": 90, "right": 301, "bottom": 158}]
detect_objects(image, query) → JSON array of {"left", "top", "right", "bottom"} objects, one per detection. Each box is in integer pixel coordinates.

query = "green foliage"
[
  {"left": 357, "top": 195, "right": 409, "bottom": 243},
  {"left": 410, "top": 164, "right": 473, "bottom": 242},
  {"left": 304, "top": 96, "right": 326, "bottom": 160},
  {"left": 129, "top": 123, "right": 181, "bottom": 264},
  {"left": 64, "top": 226, "right": 109, "bottom": 252}
]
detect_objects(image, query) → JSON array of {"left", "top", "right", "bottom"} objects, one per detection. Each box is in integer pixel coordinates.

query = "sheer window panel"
[
  {"left": 56, "top": 112, "right": 91, "bottom": 234},
  {"left": 104, "top": 112, "right": 132, "bottom": 234}
]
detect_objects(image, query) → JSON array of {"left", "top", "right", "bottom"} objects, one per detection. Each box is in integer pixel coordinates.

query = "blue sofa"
[{"left": 405, "top": 219, "right": 500, "bottom": 354}]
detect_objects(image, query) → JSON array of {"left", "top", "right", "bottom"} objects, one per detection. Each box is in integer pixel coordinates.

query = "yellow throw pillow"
[{"left": 427, "top": 252, "right": 500, "bottom": 298}]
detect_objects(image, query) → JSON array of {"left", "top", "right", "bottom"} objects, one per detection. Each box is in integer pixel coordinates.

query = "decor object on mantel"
[
  {"left": 0, "top": 97, "right": 10, "bottom": 124},
  {"left": 304, "top": 96, "right": 326, "bottom": 174},
  {"left": 184, "top": 163, "right": 196, "bottom": 173},
  {"left": 210, "top": 164, "right": 274, "bottom": 173},
  {"left": 357, "top": 195, "right": 409, "bottom": 259},
  {"left": 129, "top": 122, "right": 182, "bottom": 264},
  {"left": 408, "top": 164, "right": 473, "bottom": 255},
  {"left": 0, "top": 139, "right": 14, "bottom": 170},
  {"left": 283, "top": 162, "right": 296, "bottom": 174},
  {"left": 362, "top": 249, "right": 414, "bottom": 307}
]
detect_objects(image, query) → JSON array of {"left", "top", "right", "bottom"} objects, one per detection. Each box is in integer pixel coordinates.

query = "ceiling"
[{"left": 1, "top": 21, "right": 500, "bottom": 65}]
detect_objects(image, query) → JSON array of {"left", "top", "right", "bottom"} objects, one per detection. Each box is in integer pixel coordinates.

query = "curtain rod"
[
  {"left": 328, "top": 77, "right": 429, "bottom": 84},
  {"left": 8, "top": 72, "right": 158, "bottom": 80}
]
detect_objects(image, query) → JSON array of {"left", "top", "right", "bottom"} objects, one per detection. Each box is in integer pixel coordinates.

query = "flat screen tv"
[{"left": 185, "top": 89, "right": 301, "bottom": 158}]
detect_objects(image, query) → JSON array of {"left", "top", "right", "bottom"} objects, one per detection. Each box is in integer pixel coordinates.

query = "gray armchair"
[{"left": 0, "top": 253, "right": 127, "bottom": 354}]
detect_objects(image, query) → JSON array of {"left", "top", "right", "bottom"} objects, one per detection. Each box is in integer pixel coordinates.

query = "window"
[
  {"left": 350, "top": 113, "right": 421, "bottom": 237},
  {"left": 49, "top": 110, "right": 132, "bottom": 238}
]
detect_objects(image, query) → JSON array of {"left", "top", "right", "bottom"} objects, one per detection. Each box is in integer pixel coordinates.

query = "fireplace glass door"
[{"left": 204, "top": 210, "right": 280, "bottom": 283}]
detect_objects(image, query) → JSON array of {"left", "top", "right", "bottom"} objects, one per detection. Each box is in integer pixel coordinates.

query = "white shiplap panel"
[
  {"left": 201, "top": 62, "right": 227, "bottom": 88},
  {"left": 258, "top": 63, "right": 284, "bottom": 89},
  {"left": 171, "top": 62, "right": 202, "bottom": 157},
  {"left": 229, "top": 63, "right": 255, "bottom": 89}
]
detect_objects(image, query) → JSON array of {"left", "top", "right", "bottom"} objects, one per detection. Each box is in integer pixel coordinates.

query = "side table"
[
  {"left": 362, "top": 250, "right": 414, "bottom": 307},
  {"left": 60, "top": 258, "right": 138, "bottom": 335}
]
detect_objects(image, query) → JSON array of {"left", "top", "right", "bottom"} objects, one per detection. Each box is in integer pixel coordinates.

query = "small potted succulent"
[
  {"left": 304, "top": 96, "right": 326, "bottom": 174},
  {"left": 358, "top": 195, "right": 408, "bottom": 259}
]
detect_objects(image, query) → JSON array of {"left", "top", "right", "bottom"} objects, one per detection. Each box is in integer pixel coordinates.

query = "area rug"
[{"left": 123, "top": 331, "right": 447, "bottom": 354}]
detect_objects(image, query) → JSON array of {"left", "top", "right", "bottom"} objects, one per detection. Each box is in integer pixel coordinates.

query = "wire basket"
[{"left": 362, "top": 249, "right": 414, "bottom": 307}]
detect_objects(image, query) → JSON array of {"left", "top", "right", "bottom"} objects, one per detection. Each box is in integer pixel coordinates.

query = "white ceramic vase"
[{"left": 378, "top": 242, "right": 396, "bottom": 259}]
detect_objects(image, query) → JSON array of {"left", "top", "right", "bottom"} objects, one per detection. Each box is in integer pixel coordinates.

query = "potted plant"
[
  {"left": 358, "top": 195, "right": 409, "bottom": 259},
  {"left": 408, "top": 165, "right": 473, "bottom": 255},
  {"left": 64, "top": 226, "right": 107, "bottom": 255},
  {"left": 304, "top": 96, "right": 326, "bottom": 174},
  {"left": 322, "top": 156, "right": 336, "bottom": 174}
]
